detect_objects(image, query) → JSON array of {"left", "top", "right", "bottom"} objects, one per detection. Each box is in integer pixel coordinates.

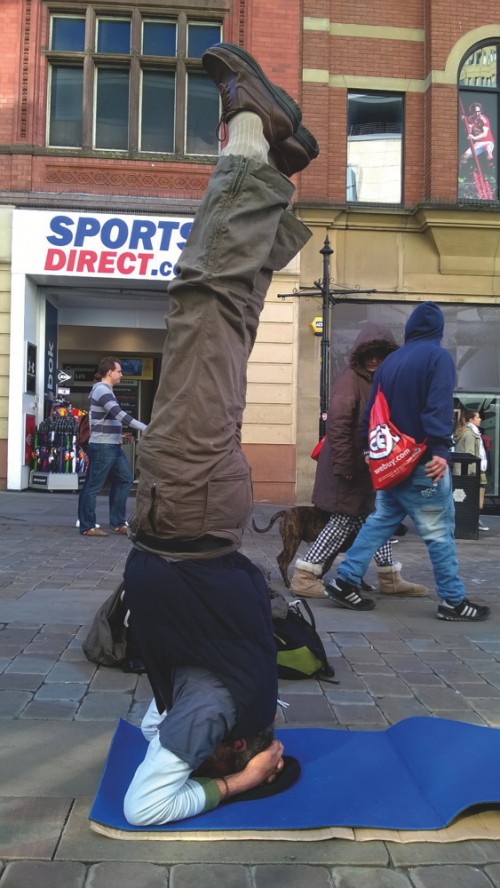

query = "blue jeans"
[
  {"left": 78, "top": 443, "right": 133, "bottom": 533},
  {"left": 337, "top": 465, "right": 466, "bottom": 603}
]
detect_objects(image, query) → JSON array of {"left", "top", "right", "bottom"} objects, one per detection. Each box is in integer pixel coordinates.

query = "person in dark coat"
[{"left": 290, "top": 324, "right": 428, "bottom": 606}]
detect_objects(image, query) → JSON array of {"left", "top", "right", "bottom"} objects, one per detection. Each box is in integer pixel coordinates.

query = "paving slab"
[
  {"left": 170, "top": 863, "right": 251, "bottom": 888},
  {"left": 252, "top": 865, "right": 332, "bottom": 888},
  {"left": 0, "top": 798, "right": 72, "bottom": 860},
  {"left": 87, "top": 862, "right": 169, "bottom": 888},
  {"left": 0, "top": 722, "right": 113, "bottom": 796},
  {"left": 407, "top": 864, "right": 494, "bottom": 888},
  {"left": 0, "top": 860, "right": 86, "bottom": 887},
  {"left": 330, "top": 869, "right": 412, "bottom": 888}
]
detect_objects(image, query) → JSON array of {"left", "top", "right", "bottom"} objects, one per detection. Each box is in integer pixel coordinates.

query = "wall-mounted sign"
[
  {"left": 57, "top": 368, "right": 73, "bottom": 384},
  {"left": 116, "top": 380, "right": 139, "bottom": 414},
  {"left": 12, "top": 210, "right": 194, "bottom": 282},
  {"left": 26, "top": 342, "right": 37, "bottom": 394},
  {"left": 44, "top": 302, "right": 58, "bottom": 405},
  {"left": 63, "top": 358, "right": 153, "bottom": 383},
  {"left": 310, "top": 317, "right": 323, "bottom": 336},
  {"left": 120, "top": 358, "right": 154, "bottom": 381},
  {"left": 63, "top": 364, "right": 97, "bottom": 383}
]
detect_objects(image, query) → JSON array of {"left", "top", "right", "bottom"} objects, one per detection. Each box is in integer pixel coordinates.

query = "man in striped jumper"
[{"left": 78, "top": 356, "right": 147, "bottom": 537}]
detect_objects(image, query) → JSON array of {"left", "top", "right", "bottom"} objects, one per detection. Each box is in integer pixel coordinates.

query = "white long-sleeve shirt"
[{"left": 124, "top": 670, "right": 236, "bottom": 826}]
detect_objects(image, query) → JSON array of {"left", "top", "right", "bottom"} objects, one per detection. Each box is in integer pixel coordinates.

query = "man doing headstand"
[{"left": 122, "top": 43, "right": 319, "bottom": 826}]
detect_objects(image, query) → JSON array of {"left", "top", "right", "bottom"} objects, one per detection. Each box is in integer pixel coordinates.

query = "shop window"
[
  {"left": 47, "top": 9, "right": 221, "bottom": 157},
  {"left": 458, "top": 41, "right": 500, "bottom": 201},
  {"left": 346, "top": 92, "right": 403, "bottom": 203}
]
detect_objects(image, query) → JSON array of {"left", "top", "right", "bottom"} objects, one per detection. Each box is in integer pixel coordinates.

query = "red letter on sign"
[
  {"left": 44, "top": 249, "right": 66, "bottom": 271},
  {"left": 76, "top": 251, "right": 97, "bottom": 272}
]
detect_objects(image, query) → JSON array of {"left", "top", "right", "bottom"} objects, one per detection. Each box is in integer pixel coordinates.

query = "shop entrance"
[{"left": 24, "top": 280, "right": 168, "bottom": 492}]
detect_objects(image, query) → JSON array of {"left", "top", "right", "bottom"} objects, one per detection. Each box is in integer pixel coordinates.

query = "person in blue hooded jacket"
[{"left": 327, "top": 302, "right": 490, "bottom": 623}]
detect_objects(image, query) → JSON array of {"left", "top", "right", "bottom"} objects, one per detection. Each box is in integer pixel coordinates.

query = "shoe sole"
[
  {"left": 326, "top": 591, "right": 375, "bottom": 611},
  {"left": 292, "top": 124, "right": 319, "bottom": 158},
  {"left": 437, "top": 611, "right": 490, "bottom": 622},
  {"left": 291, "top": 590, "right": 327, "bottom": 599},
  {"left": 203, "top": 43, "right": 302, "bottom": 133}
]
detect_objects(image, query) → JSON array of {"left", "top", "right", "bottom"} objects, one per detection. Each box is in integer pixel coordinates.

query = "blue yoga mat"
[{"left": 89, "top": 717, "right": 500, "bottom": 833}]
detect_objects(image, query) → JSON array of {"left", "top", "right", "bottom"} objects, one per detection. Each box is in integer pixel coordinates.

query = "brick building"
[{"left": 1, "top": 1, "right": 500, "bottom": 506}]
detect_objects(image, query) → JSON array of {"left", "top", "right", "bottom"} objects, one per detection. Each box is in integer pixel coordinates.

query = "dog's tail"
[{"left": 251, "top": 511, "right": 287, "bottom": 534}]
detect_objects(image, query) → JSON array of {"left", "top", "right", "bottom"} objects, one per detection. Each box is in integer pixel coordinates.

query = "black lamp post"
[{"left": 279, "top": 235, "right": 376, "bottom": 440}]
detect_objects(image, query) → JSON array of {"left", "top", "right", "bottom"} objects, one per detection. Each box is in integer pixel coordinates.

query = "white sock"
[{"left": 221, "top": 112, "right": 270, "bottom": 163}]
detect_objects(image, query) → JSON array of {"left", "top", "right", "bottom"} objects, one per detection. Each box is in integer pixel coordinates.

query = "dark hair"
[
  {"left": 464, "top": 408, "right": 480, "bottom": 423},
  {"left": 455, "top": 406, "right": 480, "bottom": 435},
  {"left": 192, "top": 726, "right": 275, "bottom": 779},
  {"left": 97, "top": 356, "right": 121, "bottom": 380},
  {"left": 229, "top": 726, "right": 275, "bottom": 772}
]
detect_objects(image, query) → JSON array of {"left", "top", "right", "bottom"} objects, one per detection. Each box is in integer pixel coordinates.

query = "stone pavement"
[{"left": 1, "top": 490, "right": 500, "bottom": 887}]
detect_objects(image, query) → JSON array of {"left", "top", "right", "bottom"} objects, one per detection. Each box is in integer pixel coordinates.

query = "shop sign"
[
  {"left": 12, "top": 210, "right": 193, "bottom": 282},
  {"left": 26, "top": 342, "right": 37, "bottom": 394},
  {"left": 44, "top": 301, "right": 58, "bottom": 403},
  {"left": 57, "top": 368, "right": 73, "bottom": 385},
  {"left": 63, "top": 364, "right": 97, "bottom": 383},
  {"left": 63, "top": 359, "right": 153, "bottom": 382}
]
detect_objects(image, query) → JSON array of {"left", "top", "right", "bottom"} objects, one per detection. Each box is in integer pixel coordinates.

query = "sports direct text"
[{"left": 12, "top": 210, "right": 194, "bottom": 281}]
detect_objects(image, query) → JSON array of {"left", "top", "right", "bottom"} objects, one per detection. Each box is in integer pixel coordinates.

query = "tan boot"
[
  {"left": 290, "top": 560, "right": 327, "bottom": 598},
  {"left": 377, "top": 562, "right": 428, "bottom": 597}
]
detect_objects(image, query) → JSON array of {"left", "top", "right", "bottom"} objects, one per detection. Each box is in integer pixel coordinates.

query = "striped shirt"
[{"left": 89, "top": 382, "right": 147, "bottom": 445}]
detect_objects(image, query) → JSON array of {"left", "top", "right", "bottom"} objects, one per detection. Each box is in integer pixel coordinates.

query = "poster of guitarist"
[{"left": 459, "top": 98, "right": 497, "bottom": 200}]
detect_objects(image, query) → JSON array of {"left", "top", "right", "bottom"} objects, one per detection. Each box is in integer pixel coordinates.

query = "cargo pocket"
[{"left": 204, "top": 469, "right": 253, "bottom": 532}]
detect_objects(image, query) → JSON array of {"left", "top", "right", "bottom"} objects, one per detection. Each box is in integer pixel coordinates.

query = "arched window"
[{"left": 458, "top": 42, "right": 499, "bottom": 201}]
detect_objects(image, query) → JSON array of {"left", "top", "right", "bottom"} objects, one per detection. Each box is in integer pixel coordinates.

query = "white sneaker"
[{"left": 478, "top": 520, "right": 489, "bottom": 532}]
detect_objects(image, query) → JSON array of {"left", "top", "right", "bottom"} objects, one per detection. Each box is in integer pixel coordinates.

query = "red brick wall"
[
  {"left": 2, "top": 1, "right": 500, "bottom": 207},
  {"left": 0, "top": 0, "right": 24, "bottom": 144},
  {"left": 328, "top": 0, "right": 423, "bottom": 28},
  {"left": 299, "top": 0, "right": 500, "bottom": 206},
  {"left": 0, "top": 0, "right": 303, "bottom": 201}
]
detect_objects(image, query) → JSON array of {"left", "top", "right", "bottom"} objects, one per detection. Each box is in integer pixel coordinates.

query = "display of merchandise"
[{"left": 31, "top": 400, "right": 88, "bottom": 475}]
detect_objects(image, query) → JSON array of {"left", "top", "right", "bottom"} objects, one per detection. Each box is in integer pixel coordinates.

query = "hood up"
[
  {"left": 405, "top": 302, "right": 444, "bottom": 343},
  {"left": 350, "top": 323, "right": 398, "bottom": 381}
]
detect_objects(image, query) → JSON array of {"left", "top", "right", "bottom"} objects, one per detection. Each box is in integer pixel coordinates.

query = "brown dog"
[{"left": 252, "top": 506, "right": 359, "bottom": 588}]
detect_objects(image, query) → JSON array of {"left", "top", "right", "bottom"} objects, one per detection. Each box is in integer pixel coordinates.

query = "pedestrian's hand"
[{"left": 425, "top": 456, "right": 447, "bottom": 482}]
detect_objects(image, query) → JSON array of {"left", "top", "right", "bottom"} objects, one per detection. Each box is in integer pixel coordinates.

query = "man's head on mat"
[{"left": 193, "top": 726, "right": 276, "bottom": 778}]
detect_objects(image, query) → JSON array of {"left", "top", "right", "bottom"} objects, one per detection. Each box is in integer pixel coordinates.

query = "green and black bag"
[{"left": 273, "top": 598, "right": 336, "bottom": 681}]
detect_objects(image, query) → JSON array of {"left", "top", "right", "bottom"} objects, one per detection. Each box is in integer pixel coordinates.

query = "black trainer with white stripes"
[
  {"left": 326, "top": 578, "right": 375, "bottom": 611},
  {"left": 437, "top": 598, "right": 490, "bottom": 622}
]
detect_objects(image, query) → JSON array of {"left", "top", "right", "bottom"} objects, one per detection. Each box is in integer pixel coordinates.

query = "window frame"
[
  {"left": 346, "top": 90, "right": 404, "bottom": 205},
  {"left": 45, "top": 6, "right": 221, "bottom": 158}
]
